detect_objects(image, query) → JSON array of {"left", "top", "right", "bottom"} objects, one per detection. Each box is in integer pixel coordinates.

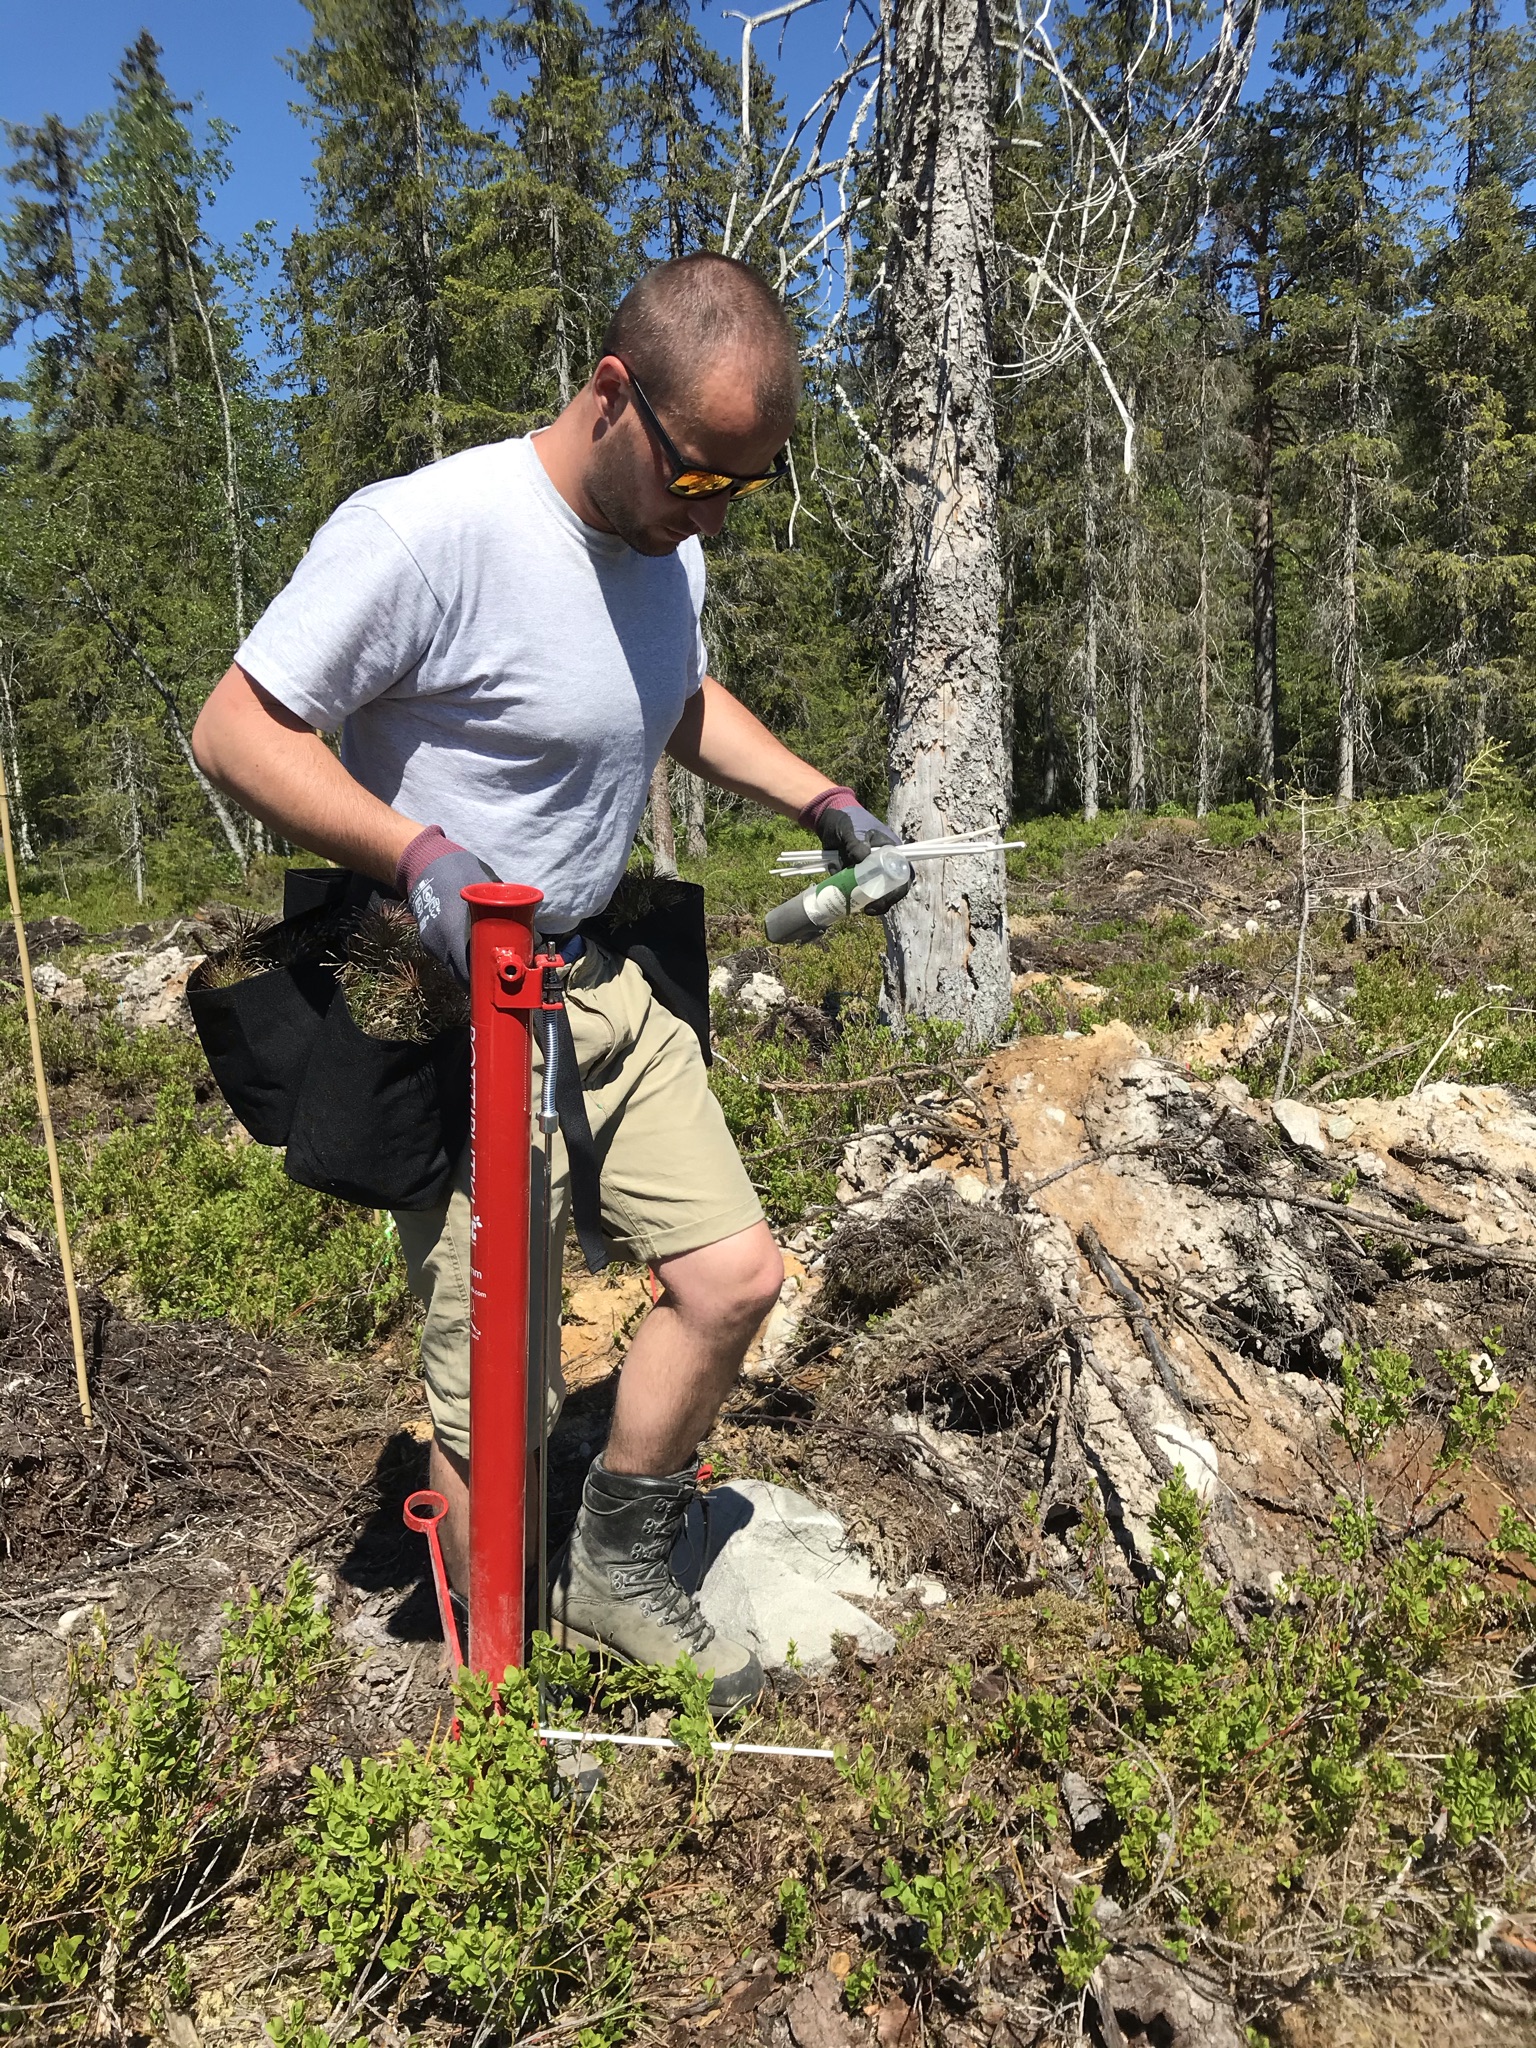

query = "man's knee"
[{"left": 660, "top": 1224, "right": 783, "bottom": 1332}]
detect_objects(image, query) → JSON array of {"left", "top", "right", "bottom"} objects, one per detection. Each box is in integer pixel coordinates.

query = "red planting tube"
[{"left": 462, "top": 880, "right": 544, "bottom": 1685}]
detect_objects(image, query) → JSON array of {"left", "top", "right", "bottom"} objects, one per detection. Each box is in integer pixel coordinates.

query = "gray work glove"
[
  {"left": 799, "top": 786, "right": 913, "bottom": 912},
  {"left": 395, "top": 824, "right": 497, "bottom": 985}
]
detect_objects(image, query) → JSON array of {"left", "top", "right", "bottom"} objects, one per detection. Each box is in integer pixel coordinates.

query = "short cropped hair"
[{"left": 599, "top": 254, "right": 801, "bottom": 437}]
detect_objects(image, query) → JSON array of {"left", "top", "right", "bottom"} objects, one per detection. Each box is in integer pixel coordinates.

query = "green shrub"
[
  {"left": 0, "top": 1567, "right": 331, "bottom": 2036},
  {"left": 270, "top": 1665, "right": 645, "bottom": 2044},
  {"left": 75, "top": 1082, "right": 409, "bottom": 1348}
]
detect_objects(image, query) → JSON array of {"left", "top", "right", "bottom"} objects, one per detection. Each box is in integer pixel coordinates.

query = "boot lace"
[{"left": 608, "top": 1499, "right": 715, "bottom": 1654}]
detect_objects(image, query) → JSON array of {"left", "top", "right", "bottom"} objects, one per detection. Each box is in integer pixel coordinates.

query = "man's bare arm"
[
  {"left": 665, "top": 675, "right": 834, "bottom": 818},
  {"left": 192, "top": 664, "right": 424, "bottom": 886}
]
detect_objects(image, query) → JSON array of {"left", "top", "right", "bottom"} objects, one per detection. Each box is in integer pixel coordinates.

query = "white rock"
[
  {"left": 31, "top": 962, "right": 69, "bottom": 997},
  {"left": 1151, "top": 1420, "right": 1218, "bottom": 1502},
  {"left": 672, "top": 1478, "right": 894, "bottom": 1672},
  {"left": 736, "top": 971, "right": 788, "bottom": 1018},
  {"left": 903, "top": 1574, "right": 949, "bottom": 1608},
  {"left": 1272, "top": 1098, "right": 1328, "bottom": 1156}
]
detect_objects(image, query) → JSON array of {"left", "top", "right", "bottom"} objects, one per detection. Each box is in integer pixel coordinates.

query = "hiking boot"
[{"left": 549, "top": 1458, "right": 763, "bottom": 1715}]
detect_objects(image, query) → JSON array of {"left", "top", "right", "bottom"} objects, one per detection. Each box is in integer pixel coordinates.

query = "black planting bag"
[
  {"left": 190, "top": 867, "right": 712, "bottom": 1217},
  {"left": 581, "top": 876, "right": 712, "bottom": 1066},
  {"left": 185, "top": 952, "right": 337, "bottom": 1147},
  {"left": 188, "top": 868, "right": 470, "bottom": 1212},
  {"left": 283, "top": 998, "right": 470, "bottom": 1210},
  {"left": 186, "top": 871, "right": 361, "bottom": 1148}
]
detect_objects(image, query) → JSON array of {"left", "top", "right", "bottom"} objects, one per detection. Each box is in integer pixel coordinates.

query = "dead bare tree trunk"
[
  {"left": 114, "top": 728, "right": 146, "bottom": 906},
  {"left": 73, "top": 576, "right": 250, "bottom": 875},
  {"left": 1250, "top": 277, "right": 1278, "bottom": 815},
  {"left": 1334, "top": 318, "right": 1364, "bottom": 810},
  {"left": 410, "top": 74, "right": 445, "bottom": 464},
  {"left": 1196, "top": 528, "right": 1212, "bottom": 818},
  {"left": 1195, "top": 343, "right": 1215, "bottom": 818},
  {"left": 648, "top": 757, "right": 678, "bottom": 877},
  {"left": 882, "top": 0, "right": 1009, "bottom": 1042},
  {"left": 680, "top": 768, "right": 708, "bottom": 859},
  {"left": 0, "top": 646, "right": 34, "bottom": 865},
  {"left": 168, "top": 211, "right": 245, "bottom": 645},
  {"left": 1122, "top": 413, "right": 1148, "bottom": 812},
  {"left": 1080, "top": 373, "right": 1102, "bottom": 822}
]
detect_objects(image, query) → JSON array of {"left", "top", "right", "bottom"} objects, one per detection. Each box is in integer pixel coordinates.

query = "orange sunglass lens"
[
  {"left": 670, "top": 471, "right": 734, "bottom": 498},
  {"left": 733, "top": 475, "right": 775, "bottom": 496}
]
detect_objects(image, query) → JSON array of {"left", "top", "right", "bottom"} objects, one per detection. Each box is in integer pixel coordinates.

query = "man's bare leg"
[
  {"left": 550, "top": 1220, "right": 783, "bottom": 1709},
  {"left": 604, "top": 1221, "right": 783, "bottom": 1473},
  {"left": 430, "top": 1219, "right": 781, "bottom": 1590},
  {"left": 429, "top": 1436, "right": 471, "bottom": 1592}
]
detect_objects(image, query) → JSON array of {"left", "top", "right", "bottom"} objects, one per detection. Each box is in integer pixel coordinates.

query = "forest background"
[{"left": 4, "top": 0, "right": 1536, "bottom": 966}]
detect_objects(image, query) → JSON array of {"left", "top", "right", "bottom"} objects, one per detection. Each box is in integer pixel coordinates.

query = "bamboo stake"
[{"left": 0, "top": 771, "right": 91, "bottom": 1424}]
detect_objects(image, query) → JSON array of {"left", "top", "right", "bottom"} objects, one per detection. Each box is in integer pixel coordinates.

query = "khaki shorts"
[{"left": 392, "top": 943, "right": 764, "bottom": 1459}]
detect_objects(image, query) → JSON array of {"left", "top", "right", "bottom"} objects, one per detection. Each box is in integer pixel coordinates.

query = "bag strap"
[{"left": 536, "top": 1005, "right": 608, "bottom": 1273}]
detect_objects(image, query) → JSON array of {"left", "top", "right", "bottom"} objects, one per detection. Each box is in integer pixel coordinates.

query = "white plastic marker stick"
[
  {"left": 773, "top": 836, "right": 1027, "bottom": 874},
  {"left": 538, "top": 1728, "right": 837, "bottom": 1760}
]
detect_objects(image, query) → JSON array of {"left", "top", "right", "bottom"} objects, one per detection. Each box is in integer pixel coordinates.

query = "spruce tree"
[
  {"left": 0, "top": 34, "right": 273, "bottom": 885},
  {"left": 1390, "top": 10, "right": 1536, "bottom": 787},
  {"left": 284, "top": 0, "right": 486, "bottom": 510},
  {"left": 452, "top": 0, "right": 619, "bottom": 431},
  {"left": 1212, "top": 100, "right": 1305, "bottom": 811},
  {"left": 1272, "top": 0, "right": 1430, "bottom": 805},
  {"left": 0, "top": 115, "right": 100, "bottom": 435},
  {"left": 607, "top": 0, "right": 737, "bottom": 264}
]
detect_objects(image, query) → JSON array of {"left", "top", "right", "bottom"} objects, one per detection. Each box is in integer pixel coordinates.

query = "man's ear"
[{"left": 591, "top": 355, "right": 630, "bottom": 426}]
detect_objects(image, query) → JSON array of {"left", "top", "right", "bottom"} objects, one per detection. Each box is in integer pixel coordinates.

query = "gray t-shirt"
[{"left": 235, "top": 433, "right": 707, "bottom": 930}]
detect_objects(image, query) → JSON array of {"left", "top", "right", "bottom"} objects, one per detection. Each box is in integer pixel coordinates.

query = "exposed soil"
[{"left": 0, "top": 1204, "right": 450, "bottom": 1744}]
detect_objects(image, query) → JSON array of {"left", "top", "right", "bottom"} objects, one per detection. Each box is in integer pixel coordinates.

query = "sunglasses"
[{"left": 619, "top": 361, "right": 788, "bottom": 501}]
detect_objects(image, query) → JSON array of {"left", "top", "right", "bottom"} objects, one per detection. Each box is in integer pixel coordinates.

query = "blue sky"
[
  {"left": 0, "top": 0, "right": 836, "bottom": 386},
  {"left": 0, "top": 0, "right": 828, "bottom": 386},
  {"left": 3, "top": 1, "right": 316, "bottom": 257}
]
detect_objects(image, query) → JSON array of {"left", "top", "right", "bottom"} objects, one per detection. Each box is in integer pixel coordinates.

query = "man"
[{"left": 192, "top": 253, "right": 905, "bottom": 1712}]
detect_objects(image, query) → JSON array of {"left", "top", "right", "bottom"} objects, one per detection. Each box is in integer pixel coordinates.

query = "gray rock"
[
  {"left": 1060, "top": 1769, "right": 1106, "bottom": 1841},
  {"left": 1094, "top": 1947, "right": 1245, "bottom": 2048},
  {"left": 673, "top": 1478, "right": 895, "bottom": 1673},
  {"left": 555, "top": 1748, "right": 604, "bottom": 1802},
  {"left": 1271, "top": 1097, "right": 1328, "bottom": 1156},
  {"left": 784, "top": 1970, "right": 863, "bottom": 2048}
]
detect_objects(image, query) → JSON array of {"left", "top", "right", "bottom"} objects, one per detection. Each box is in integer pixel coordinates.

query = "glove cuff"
[
  {"left": 396, "top": 823, "right": 466, "bottom": 898},
  {"left": 797, "top": 785, "right": 858, "bottom": 832}
]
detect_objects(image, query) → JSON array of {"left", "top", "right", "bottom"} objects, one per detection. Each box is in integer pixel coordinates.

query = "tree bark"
[
  {"left": 0, "top": 647, "right": 34, "bottom": 865},
  {"left": 1123, "top": 419, "right": 1147, "bottom": 812},
  {"left": 681, "top": 767, "right": 708, "bottom": 859},
  {"left": 1335, "top": 320, "right": 1364, "bottom": 809},
  {"left": 648, "top": 756, "right": 678, "bottom": 877},
  {"left": 1196, "top": 526, "right": 1212, "bottom": 818},
  {"left": 881, "top": 0, "right": 1008, "bottom": 1042},
  {"left": 1080, "top": 373, "right": 1102, "bottom": 822},
  {"left": 1250, "top": 255, "right": 1278, "bottom": 815}
]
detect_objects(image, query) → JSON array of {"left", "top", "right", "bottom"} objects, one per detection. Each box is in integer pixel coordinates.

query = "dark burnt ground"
[{"left": 0, "top": 1211, "right": 460, "bottom": 1746}]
